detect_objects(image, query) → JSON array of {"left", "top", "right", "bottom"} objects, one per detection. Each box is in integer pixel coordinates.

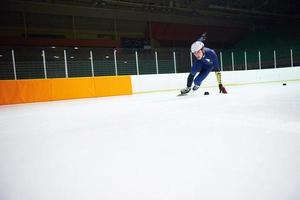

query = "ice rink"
[{"left": 1, "top": 81, "right": 300, "bottom": 200}]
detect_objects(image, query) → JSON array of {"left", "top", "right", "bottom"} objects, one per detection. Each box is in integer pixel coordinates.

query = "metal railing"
[{"left": 0, "top": 46, "right": 299, "bottom": 80}]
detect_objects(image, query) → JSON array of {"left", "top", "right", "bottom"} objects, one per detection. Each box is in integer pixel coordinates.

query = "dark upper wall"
[{"left": 0, "top": 0, "right": 298, "bottom": 49}]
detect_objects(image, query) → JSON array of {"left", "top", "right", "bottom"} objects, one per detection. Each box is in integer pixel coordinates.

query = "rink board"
[{"left": 0, "top": 67, "right": 300, "bottom": 105}]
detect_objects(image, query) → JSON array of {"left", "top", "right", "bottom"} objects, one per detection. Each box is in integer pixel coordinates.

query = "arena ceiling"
[{"left": 5, "top": 0, "right": 300, "bottom": 18}]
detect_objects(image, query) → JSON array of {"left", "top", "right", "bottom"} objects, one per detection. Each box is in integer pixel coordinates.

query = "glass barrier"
[
  {"left": 0, "top": 46, "right": 298, "bottom": 80},
  {"left": 0, "top": 47, "right": 14, "bottom": 80}
]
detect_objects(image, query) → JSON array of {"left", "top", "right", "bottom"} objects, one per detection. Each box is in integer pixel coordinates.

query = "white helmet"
[{"left": 191, "top": 41, "right": 204, "bottom": 53}]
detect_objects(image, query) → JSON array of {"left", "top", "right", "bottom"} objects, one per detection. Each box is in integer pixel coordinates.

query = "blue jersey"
[{"left": 190, "top": 47, "right": 220, "bottom": 86}]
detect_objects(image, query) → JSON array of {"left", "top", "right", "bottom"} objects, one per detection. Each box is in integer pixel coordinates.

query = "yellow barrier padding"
[
  {"left": 0, "top": 80, "right": 20, "bottom": 105},
  {"left": 18, "top": 79, "right": 52, "bottom": 103},
  {"left": 50, "top": 77, "right": 95, "bottom": 101},
  {"left": 0, "top": 76, "right": 132, "bottom": 105},
  {"left": 94, "top": 76, "right": 132, "bottom": 97},
  {"left": 0, "top": 79, "right": 52, "bottom": 104}
]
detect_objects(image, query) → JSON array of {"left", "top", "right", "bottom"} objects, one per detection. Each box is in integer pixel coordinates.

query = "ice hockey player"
[{"left": 180, "top": 37, "right": 227, "bottom": 95}]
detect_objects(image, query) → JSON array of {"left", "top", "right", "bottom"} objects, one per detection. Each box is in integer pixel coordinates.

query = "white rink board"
[{"left": 132, "top": 66, "right": 300, "bottom": 93}]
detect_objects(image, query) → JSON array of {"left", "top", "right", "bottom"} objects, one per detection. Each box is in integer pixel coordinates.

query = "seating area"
[{"left": 220, "top": 26, "right": 300, "bottom": 70}]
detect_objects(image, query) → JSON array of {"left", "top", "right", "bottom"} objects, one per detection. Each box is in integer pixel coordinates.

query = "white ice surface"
[{"left": 0, "top": 82, "right": 300, "bottom": 200}]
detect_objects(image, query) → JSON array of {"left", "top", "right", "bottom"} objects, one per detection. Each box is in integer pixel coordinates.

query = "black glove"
[
  {"left": 197, "top": 32, "right": 207, "bottom": 42},
  {"left": 219, "top": 84, "right": 227, "bottom": 94}
]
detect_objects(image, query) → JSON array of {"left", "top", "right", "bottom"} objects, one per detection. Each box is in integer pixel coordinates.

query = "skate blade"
[{"left": 177, "top": 93, "right": 188, "bottom": 96}]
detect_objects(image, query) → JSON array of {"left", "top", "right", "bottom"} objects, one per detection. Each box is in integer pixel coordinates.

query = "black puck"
[
  {"left": 283, "top": 83, "right": 287, "bottom": 86},
  {"left": 204, "top": 91, "right": 209, "bottom": 95}
]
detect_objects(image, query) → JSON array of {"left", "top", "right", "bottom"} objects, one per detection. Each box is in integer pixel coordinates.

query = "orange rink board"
[{"left": 0, "top": 76, "right": 132, "bottom": 105}]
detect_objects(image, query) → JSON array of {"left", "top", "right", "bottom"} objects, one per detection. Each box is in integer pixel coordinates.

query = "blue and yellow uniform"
[
  {"left": 180, "top": 37, "right": 227, "bottom": 95},
  {"left": 189, "top": 47, "right": 220, "bottom": 87}
]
